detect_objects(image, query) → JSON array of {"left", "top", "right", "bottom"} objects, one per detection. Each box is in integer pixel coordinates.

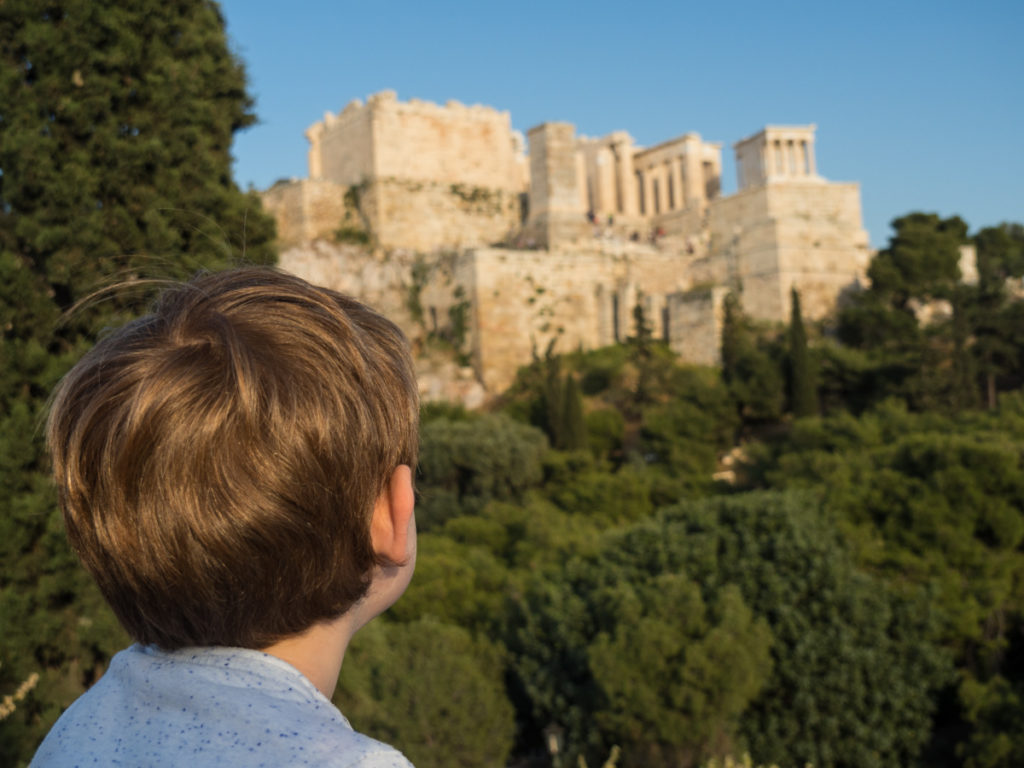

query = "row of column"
[
  {"left": 585, "top": 141, "right": 639, "bottom": 218},
  {"left": 584, "top": 143, "right": 635, "bottom": 217},
  {"left": 769, "top": 138, "right": 815, "bottom": 177},
  {"left": 636, "top": 155, "right": 709, "bottom": 216},
  {"left": 584, "top": 138, "right": 721, "bottom": 221}
]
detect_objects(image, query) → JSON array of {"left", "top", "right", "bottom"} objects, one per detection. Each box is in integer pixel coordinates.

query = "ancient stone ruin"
[{"left": 262, "top": 91, "right": 872, "bottom": 395}]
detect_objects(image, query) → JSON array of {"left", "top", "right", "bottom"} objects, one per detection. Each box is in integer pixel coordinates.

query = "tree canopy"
[{"left": 0, "top": 1, "right": 274, "bottom": 761}]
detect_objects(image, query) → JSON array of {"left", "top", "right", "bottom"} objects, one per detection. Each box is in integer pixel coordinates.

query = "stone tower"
[
  {"left": 704, "top": 124, "right": 869, "bottom": 321},
  {"left": 525, "top": 122, "right": 588, "bottom": 248}
]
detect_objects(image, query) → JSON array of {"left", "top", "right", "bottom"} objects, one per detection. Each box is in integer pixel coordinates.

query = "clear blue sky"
[{"left": 219, "top": 0, "right": 1023, "bottom": 248}]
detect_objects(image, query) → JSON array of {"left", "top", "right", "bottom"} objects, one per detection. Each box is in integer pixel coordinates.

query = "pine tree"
[
  {"left": 0, "top": 2, "right": 275, "bottom": 760},
  {"left": 788, "top": 288, "right": 818, "bottom": 417},
  {"left": 971, "top": 223, "right": 1024, "bottom": 408}
]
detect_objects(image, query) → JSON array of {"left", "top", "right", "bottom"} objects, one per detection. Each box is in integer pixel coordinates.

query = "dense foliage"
[
  {"left": 353, "top": 212, "right": 1024, "bottom": 768},
  {"left": 0, "top": 1, "right": 274, "bottom": 763}
]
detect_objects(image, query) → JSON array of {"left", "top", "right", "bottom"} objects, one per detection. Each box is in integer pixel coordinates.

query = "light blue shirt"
[{"left": 31, "top": 644, "right": 414, "bottom": 767}]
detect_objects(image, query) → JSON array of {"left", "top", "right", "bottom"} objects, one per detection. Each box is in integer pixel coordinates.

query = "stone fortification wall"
[
  {"left": 363, "top": 178, "right": 522, "bottom": 252},
  {"left": 651, "top": 205, "right": 708, "bottom": 249},
  {"left": 667, "top": 286, "right": 730, "bottom": 366},
  {"left": 702, "top": 185, "right": 776, "bottom": 313},
  {"left": 278, "top": 241, "right": 485, "bottom": 405},
  {"left": 525, "top": 122, "right": 589, "bottom": 248},
  {"left": 459, "top": 244, "right": 690, "bottom": 391},
  {"left": 278, "top": 240, "right": 472, "bottom": 345},
  {"left": 308, "top": 91, "right": 525, "bottom": 191},
  {"left": 261, "top": 178, "right": 353, "bottom": 248},
  {"left": 307, "top": 99, "right": 374, "bottom": 185},
  {"left": 369, "top": 93, "right": 524, "bottom": 190},
  {"left": 706, "top": 180, "right": 869, "bottom": 321},
  {"left": 769, "top": 181, "right": 871, "bottom": 319},
  {"left": 301, "top": 91, "right": 528, "bottom": 251},
  {"left": 279, "top": 241, "right": 419, "bottom": 327}
]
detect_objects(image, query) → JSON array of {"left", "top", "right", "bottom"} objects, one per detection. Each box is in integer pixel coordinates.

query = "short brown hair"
[{"left": 47, "top": 267, "right": 419, "bottom": 650}]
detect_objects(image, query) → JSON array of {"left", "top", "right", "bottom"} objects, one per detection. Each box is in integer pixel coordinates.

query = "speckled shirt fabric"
[{"left": 30, "top": 644, "right": 414, "bottom": 767}]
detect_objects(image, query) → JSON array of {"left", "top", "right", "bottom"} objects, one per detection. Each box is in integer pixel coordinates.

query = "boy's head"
[{"left": 47, "top": 267, "right": 419, "bottom": 650}]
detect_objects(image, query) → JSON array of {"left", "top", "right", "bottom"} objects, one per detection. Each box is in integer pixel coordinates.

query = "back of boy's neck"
[{"left": 262, "top": 615, "right": 356, "bottom": 699}]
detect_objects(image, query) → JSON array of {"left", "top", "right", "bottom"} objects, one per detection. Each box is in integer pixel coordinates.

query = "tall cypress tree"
[
  {"left": 542, "top": 353, "right": 564, "bottom": 448},
  {"left": 630, "top": 302, "right": 656, "bottom": 406},
  {"left": 788, "top": 287, "right": 818, "bottom": 417},
  {"left": 560, "top": 373, "right": 586, "bottom": 451},
  {"left": 0, "top": 2, "right": 274, "bottom": 760},
  {"left": 720, "top": 292, "right": 744, "bottom": 381}
]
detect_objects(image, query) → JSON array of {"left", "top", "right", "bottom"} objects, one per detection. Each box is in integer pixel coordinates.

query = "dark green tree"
[
  {"left": 974, "top": 223, "right": 1024, "bottom": 292},
  {"left": 622, "top": 491, "right": 951, "bottom": 768},
  {"left": 719, "top": 292, "right": 741, "bottom": 379},
  {"left": 508, "top": 558, "right": 772, "bottom": 768},
  {"left": 0, "top": 2, "right": 275, "bottom": 761},
  {"left": 543, "top": 459, "right": 655, "bottom": 527},
  {"left": 971, "top": 224, "right": 1024, "bottom": 408},
  {"left": 388, "top": 534, "right": 511, "bottom": 632},
  {"left": 837, "top": 213, "right": 971, "bottom": 410},
  {"left": 508, "top": 490, "right": 948, "bottom": 768},
  {"left": 415, "top": 413, "right": 548, "bottom": 528},
  {"left": 338, "top": 618, "right": 516, "bottom": 768},
  {"left": 838, "top": 212, "right": 967, "bottom": 350},
  {"left": 787, "top": 288, "right": 818, "bottom": 417},
  {"left": 756, "top": 400, "right": 1024, "bottom": 764},
  {"left": 632, "top": 301, "right": 654, "bottom": 343},
  {"left": 588, "top": 578, "right": 772, "bottom": 768},
  {"left": 639, "top": 365, "right": 737, "bottom": 486},
  {"left": 584, "top": 407, "right": 625, "bottom": 460},
  {"left": 867, "top": 212, "right": 967, "bottom": 305},
  {"left": 720, "top": 292, "right": 784, "bottom": 422},
  {"left": 559, "top": 373, "right": 587, "bottom": 451},
  {"left": 950, "top": 285, "right": 981, "bottom": 410},
  {"left": 628, "top": 301, "right": 659, "bottom": 406},
  {"left": 543, "top": 350, "right": 565, "bottom": 446}
]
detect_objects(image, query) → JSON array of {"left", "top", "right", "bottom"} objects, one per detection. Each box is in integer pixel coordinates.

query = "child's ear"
[{"left": 369, "top": 465, "right": 415, "bottom": 563}]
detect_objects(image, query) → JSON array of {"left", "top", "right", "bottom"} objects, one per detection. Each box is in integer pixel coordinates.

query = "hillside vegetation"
[{"left": 342, "top": 214, "right": 1024, "bottom": 768}]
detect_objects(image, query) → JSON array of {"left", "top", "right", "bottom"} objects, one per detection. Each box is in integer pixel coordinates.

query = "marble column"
[
  {"left": 673, "top": 157, "right": 686, "bottom": 208},
  {"left": 596, "top": 147, "right": 616, "bottom": 216},
  {"left": 682, "top": 135, "right": 704, "bottom": 208},
  {"left": 614, "top": 141, "right": 638, "bottom": 216},
  {"left": 644, "top": 168, "right": 657, "bottom": 216}
]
